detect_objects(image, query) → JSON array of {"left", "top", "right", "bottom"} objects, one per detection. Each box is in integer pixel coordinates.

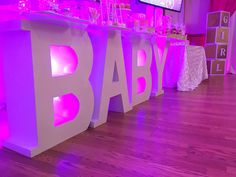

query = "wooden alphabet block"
[
  {"left": 207, "top": 11, "right": 230, "bottom": 27},
  {"left": 205, "top": 44, "right": 228, "bottom": 59},
  {"left": 207, "top": 60, "right": 225, "bottom": 75},
  {"left": 206, "top": 27, "right": 229, "bottom": 44}
]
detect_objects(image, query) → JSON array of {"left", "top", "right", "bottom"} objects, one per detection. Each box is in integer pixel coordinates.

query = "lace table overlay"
[{"left": 177, "top": 46, "right": 208, "bottom": 91}]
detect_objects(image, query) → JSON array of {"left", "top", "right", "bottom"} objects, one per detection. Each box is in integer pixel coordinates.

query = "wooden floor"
[{"left": 1, "top": 75, "right": 236, "bottom": 177}]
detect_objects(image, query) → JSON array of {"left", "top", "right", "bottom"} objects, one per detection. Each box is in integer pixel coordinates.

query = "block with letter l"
[{"left": 207, "top": 60, "right": 225, "bottom": 75}]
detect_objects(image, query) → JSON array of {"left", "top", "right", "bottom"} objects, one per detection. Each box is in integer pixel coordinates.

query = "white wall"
[{"left": 184, "top": 0, "right": 210, "bottom": 34}]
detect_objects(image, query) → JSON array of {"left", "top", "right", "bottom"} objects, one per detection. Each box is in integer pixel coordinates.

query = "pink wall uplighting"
[
  {"left": 0, "top": 111, "right": 9, "bottom": 147},
  {"left": 0, "top": 42, "right": 8, "bottom": 148},
  {"left": 0, "top": 51, "right": 5, "bottom": 103}
]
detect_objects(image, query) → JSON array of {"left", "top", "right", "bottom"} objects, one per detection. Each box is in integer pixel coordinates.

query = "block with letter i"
[
  {"left": 206, "top": 27, "right": 229, "bottom": 44},
  {"left": 205, "top": 11, "right": 230, "bottom": 75}
]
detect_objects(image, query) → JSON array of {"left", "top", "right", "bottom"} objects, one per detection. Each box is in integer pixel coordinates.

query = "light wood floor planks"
[{"left": 1, "top": 75, "right": 236, "bottom": 177}]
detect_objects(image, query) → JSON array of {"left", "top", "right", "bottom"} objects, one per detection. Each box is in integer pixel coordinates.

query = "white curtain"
[{"left": 227, "top": 11, "right": 236, "bottom": 74}]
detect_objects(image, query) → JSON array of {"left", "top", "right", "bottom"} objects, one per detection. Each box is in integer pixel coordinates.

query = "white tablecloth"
[
  {"left": 163, "top": 43, "right": 208, "bottom": 91},
  {"left": 177, "top": 46, "right": 208, "bottom": 91}
]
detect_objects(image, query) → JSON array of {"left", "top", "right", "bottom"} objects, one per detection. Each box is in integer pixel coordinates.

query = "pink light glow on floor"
[
  {"left": 53, "top": 93, "right": 80, "bottom": 126},
  {"left": 50, "top": 45, "right": 78, "bottom": 77}
]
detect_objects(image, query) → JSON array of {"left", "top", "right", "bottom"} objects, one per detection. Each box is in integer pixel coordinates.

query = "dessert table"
[
  {"left": 0, "top": 10, "right": 208, "bottom": 158},
  {"left": 0, "top": 11, "right": 171, "bottom": 157}
]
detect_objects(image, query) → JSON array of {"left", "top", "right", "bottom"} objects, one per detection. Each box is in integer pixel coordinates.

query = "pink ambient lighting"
[
  {"left": 50, "top": 45, "right": 80, "bottom": 126},
  {"left": 137, "top": 49, "right": 147, "bottom": 67},
  {"left": 0, "top": 111, "right": 9, "bottom": 147},
  {"left": 53, "top": 93, "right": 80, "bottom": 126},
  {"left": 50, "top": 45, "right": 78, "bottom": 77},
  {"left": 137, "top": 77, "right": 146, "bottom": 94},
  {"left": 0, "top": 123, "right": 9, "bottom": 147}
]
